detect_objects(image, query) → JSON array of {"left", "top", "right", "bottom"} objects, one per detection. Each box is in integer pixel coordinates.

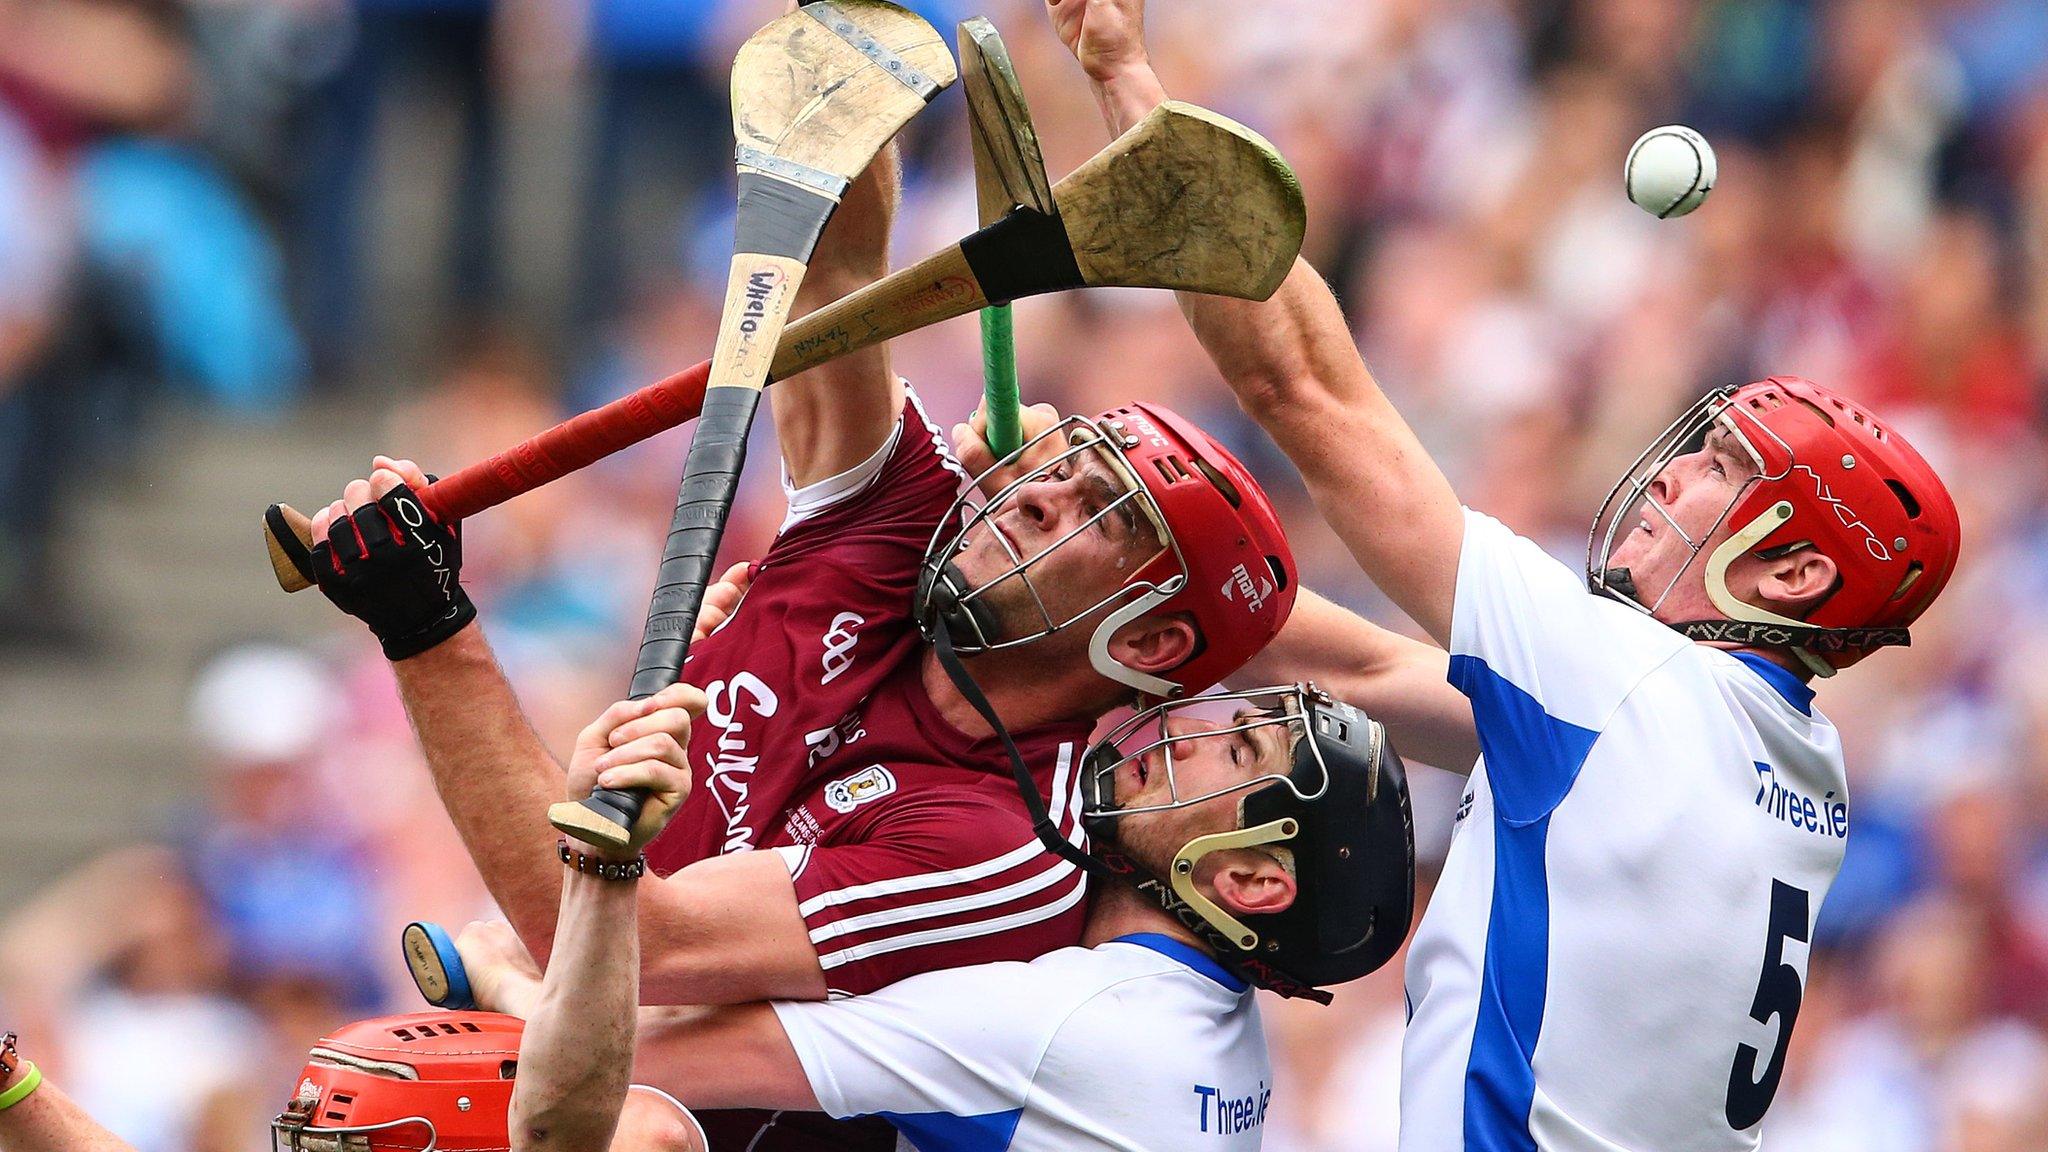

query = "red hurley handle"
[{"left": 420, "top": 358, "right": 714, "bottom": 524}]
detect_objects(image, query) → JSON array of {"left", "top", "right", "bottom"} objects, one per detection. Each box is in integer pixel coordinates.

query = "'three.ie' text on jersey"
[{"left": 1401, "top": 510, "right": 1847, "bottom": 1151}]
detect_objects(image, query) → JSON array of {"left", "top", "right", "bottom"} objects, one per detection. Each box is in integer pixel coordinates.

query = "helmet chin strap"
[
  {"left": 927, "top": 613, "right": 1110, "bottom": 880},
  {"left": 1680, "top": 499, "right": 1919, "bottom": 676},
  {"left": 1694, "top": 501, "right": 1833, "bottom": 678},
  {"left": 917, "top": 559, "right": 1009, "bottom": 649}
]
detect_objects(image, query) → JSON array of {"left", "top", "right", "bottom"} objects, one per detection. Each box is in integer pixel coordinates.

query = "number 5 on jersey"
[{"left": 1726, "top": 879, "right": 1811, "bottom": 1130}]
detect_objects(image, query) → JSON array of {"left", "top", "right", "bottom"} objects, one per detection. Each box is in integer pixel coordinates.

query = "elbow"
[
  {"left": 510, "top": 1098, "right": 619, "bottom": 1152},
  {"left": 1231, "top": 369, "right": 1342, "bottom": 427}
]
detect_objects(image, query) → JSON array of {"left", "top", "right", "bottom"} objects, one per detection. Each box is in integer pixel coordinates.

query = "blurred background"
[{"left": 0, "top": 0, "right": 2043, "bottom": 1147}]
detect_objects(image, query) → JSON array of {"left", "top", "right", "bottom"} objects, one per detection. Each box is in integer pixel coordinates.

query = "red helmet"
[
  {"left": 271, "top": 1011, "right": 521, "bottom": 1151},
  {"left": 1590, "top": 376, "right": 1960, "bottom": 673},
  {"left": 918, "top": 402, "right": 1297, "bottom": 697}
]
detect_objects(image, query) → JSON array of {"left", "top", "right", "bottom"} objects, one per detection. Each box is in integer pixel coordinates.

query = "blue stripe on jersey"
[
  {"left": 1730, "top": 651, "right": 1815, "bottom": 716},
  {"left": 1115, "top": 933, "right": 1250, "bottom": 993},
  {"left": 1466, "top": 813, "right": 1551, "bottom": 1152},
  {"left": 1448, "top": 655, "right": 1600, "bottom": 823},
  {"left": 1449, "top": 655, "right": 1601, "bottom": 1149},
  {"left": 880, "top": 1107, "right": 1026, "bottom": 1152}
]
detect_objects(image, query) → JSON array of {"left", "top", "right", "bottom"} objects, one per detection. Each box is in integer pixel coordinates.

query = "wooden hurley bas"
[{"left": 264, "top": 100, "right": 1306, "bottom": 598}]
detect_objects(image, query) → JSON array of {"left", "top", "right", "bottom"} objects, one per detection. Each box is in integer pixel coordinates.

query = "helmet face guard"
[
  {"left": 1587, "top": 378, "right": 1956, "bottom": 675},
  {"left": 918, "top": 414, "right": 1186, "bottom": 691},
  {"left": 1588, "top": 385, "right": 1780, "bottom": 618},
  {"left": 917, "top": 402, "right": 1297, "bottom": 700},
  {"left": 1081, "top": 686, "right": 1416, "bottom": 999},
  {"left": 272, "top": 1113, "right": 437, "bottom": 1152}
]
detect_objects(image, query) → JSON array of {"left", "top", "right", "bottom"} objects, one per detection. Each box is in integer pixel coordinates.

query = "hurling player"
[
  {"left": 1046, "top": 0, "right": 1961, "bottom": 1148},
  {"left": 414, "top": 670, "right": 1410, "bottom": 1152}
]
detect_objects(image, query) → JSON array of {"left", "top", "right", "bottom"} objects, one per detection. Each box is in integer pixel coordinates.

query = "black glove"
[{"left": 311, "top": 482, "right": 475, "bottom": 660}]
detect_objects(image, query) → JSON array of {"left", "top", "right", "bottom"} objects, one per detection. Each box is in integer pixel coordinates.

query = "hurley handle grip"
[
  {"left": 551, "top": 385, "right": 762, "bottom": 846},
  {"left": 266, "top": 359, "right": 717, "bottom": 594},
  {"left": 430, "top": 360, "right": 714, "bottom": 525},
  {"left": 980, "top": 303, "right": 1021, "bottom": 456}
]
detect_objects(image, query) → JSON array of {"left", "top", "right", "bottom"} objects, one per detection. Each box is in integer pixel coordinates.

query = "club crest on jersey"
[
  {"left": 1221, "top": 563, "right": 1275, "bottom": 613},
  {"left": 824, "top": 765, "right": 897, "bottom": 813},
  {"left": 820, "top": 611, "right": 864, "bottom": 685}
]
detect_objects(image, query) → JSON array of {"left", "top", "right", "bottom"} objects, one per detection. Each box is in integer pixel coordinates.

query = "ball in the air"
[{"left": 1625, "top": 125, "right": 1716, "bottom": 219}]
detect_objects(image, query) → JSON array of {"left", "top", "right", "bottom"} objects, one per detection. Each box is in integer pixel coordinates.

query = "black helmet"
[{"left": 1081, "top": 685, "right": 1416, "bottom": 1000}]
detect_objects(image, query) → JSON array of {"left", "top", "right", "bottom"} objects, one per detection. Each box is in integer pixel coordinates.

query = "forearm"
[
  {"left": 632, "top": 1004, "right": 818, "bottom": 1113},
  {"left": 510, "top": 871, "right": 639, "bottom": 1152},
  {"left": 1249, "top": 590, "right": 1478, "bottom": 772},
  {"left": 392, "top": 627, "right": 568, "bottom": 962},
  {"left": 773, "top": 144, "right": 903, "bottom": 488},
  {"left": 635, "top": 852, "right": 828, "bottom": 1005},
  {"left": 0, "top": 1070, "right": 133, "bottom": 1152},
  {"left": 1081, "top": 58, "right": 1464, "bottom": 640}
]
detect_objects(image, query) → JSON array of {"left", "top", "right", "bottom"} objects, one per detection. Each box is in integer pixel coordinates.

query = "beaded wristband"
[{"left": 557, "top": 840, "right": 647, "bottom": 881}]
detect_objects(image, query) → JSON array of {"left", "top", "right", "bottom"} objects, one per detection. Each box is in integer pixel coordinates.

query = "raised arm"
[
  {"left": 1044, "top": 0, "right": 1465, "bottom": 644},
  {"left": 1239, "top": 591, "right": 1478, "bottom": 771},
  {"left": 770, "top": 144, "right": 908, "bottom": 489}
]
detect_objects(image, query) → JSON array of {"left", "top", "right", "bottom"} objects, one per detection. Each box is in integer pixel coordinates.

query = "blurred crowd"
[{"left": 2, "top": 0, "right": 2046, "bottom": 1148}]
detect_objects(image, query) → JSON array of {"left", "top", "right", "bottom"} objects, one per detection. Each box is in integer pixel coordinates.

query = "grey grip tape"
[
  {"left": 631, "top": 385, "right": 763, "bottom": 701},
  {"left": 734, "top": 174, "right": 838, "bottom": 262}
]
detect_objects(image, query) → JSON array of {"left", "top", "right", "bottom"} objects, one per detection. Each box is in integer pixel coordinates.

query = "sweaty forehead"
[{"left": 1068, "top": 429, "right": 1168, "bottom": 545}]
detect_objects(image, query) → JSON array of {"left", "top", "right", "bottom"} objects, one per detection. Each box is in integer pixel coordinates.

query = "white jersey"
[
  {"left": 771, "top": 933, "right": 1271, "bottom": 1151},
  {"left": 1401, "top": 510, "right": 1848, "bottom": 1152}
]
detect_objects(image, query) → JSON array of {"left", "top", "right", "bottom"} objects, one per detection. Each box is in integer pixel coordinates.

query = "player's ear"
[
  {"left": 1205, "top": 848, "right": 1297, "bottom": 918},
  {"left": 1106, "top": 613, "right": 1198, "bottom": 675},
  {"left": 1754, "top": 548, "right": 1839, "bottom": 616}
]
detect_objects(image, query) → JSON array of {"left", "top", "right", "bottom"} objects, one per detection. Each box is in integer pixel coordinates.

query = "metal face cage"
[
  {"left": 271, "top": 1115, "right": 437, "bottom": 1152},
  {"left": 920, "top": 414, "right": 1185, "bottom": 654},
  {"left": 1084, "top": 686, "right": 1338, "bottom": 823},
  {"left": 1585, "top": 385, "right": 1794, "bottom": 617}
]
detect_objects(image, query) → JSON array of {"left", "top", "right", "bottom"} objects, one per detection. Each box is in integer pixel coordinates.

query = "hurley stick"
[
  {"left": 548, "top": 0, "right": 954, "bottom": 849},
  {"left": 265, "top": 102, "right": 1305, "bottom": 594},
  {"left": 959, "top": 17, "right": 1052, "bottom": 456}
]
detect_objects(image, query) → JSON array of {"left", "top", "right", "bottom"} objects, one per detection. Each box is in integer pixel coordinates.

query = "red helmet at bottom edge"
[{"left": 272, "top": 1011, "right": 521, "bottom": 1152}]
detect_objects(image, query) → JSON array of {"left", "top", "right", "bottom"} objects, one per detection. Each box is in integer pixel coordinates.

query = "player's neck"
[
  {"left": 919, "top": 649, "right": 1119, "bottom": 736},
  {"left": 1081, "top": 882, "right": 1207, "bottom": 953}
]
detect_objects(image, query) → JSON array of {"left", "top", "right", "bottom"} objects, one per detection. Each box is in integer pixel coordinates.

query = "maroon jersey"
[{"left": 648, "top": 390, "right": 1093, "bottom": 996}]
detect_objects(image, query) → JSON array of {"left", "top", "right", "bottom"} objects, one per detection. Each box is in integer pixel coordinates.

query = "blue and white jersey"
[
  {"left": 1401, "top": 510, "right": 1848, "bottom": 1152},
  {"left": 771, "top": 933, "right": 1271, "bottom": 1151}
]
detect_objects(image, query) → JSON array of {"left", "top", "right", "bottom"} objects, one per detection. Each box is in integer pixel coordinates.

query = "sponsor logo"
[
  {"left": 737, "top": 268, "right": 782, "bottom": 336},
  {"left": 1454, "top": 787, "right": 1475, "bottom": 825},
  {"left": 901, "top": 275, "right": 976, "bottom": 316},
  {"left": 824, "top": 765, "right": 897, "bottom": 814},
  {"left": 1753, "top": 762, "right": 1848, "bottom": 839},
  {"left": 391, "top": 495, "right": 458, "bottom": 605},
  {"left": 783, "top": 806, "right": 824, "bottom": 845},
  {"left": 1221, "top": 563, "right": 1275, "bottom": 613},
  {"left": 1193, "top": 1083, "right": 1270, "bottom": 1135},
  {"left": 703, "top": 673, "right": 781, "bottom": 852},
  {"left": 1125, "top": 412, "right": 1172, "bottom": 449},
  {"left": 820, "top": 612, "right": 864, "bottom": 685},
  {"left": 1790, "top": 464, "right": 1892, "bottom": 562}
]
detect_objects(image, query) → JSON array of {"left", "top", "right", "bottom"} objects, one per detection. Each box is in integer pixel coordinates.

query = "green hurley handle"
[{"left": 981, "top": 303, "right": 1022, "bottom": 455}]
